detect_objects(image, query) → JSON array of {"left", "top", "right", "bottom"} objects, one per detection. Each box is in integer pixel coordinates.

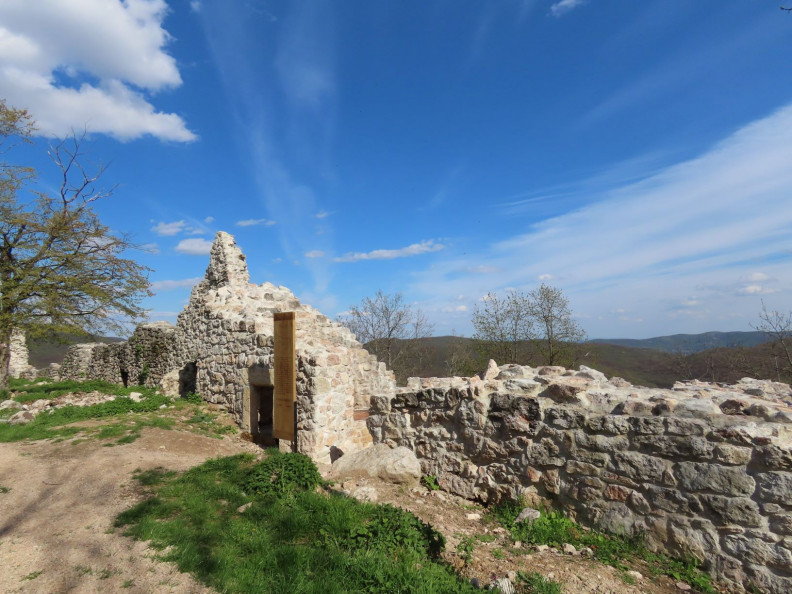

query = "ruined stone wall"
[
  {"left": 58, "top": 323, "right": 176, "bottom": 389},
  {"left": 370, "top": 363, "right": 792, "bottom": 593},
  {"left": 59, "top": 232, "right": 396, "bottom": 464}
]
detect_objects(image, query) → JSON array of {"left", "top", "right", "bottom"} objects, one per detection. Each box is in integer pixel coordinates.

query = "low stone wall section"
[{"left": 369, "top": 364, "right": 792, "bottom": 593}]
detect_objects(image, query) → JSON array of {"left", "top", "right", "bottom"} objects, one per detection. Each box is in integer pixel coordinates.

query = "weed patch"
[
  {"left": 518, "top": 571, "right": 562, "bottom": 594},
  {"left": 493, "top": 505, "right": 715, "bottom": 593}
]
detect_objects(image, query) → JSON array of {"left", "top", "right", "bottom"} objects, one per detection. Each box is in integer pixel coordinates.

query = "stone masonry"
[
  {"left": 59, "top": 232, "right": 395, "bottom": 463},
  {"left": 370, "top": 363, "right": 792, "bottom": 593}
]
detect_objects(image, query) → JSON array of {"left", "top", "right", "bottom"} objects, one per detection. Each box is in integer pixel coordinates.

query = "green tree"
[
  {"left": 471, "top": 290, "right": 533, "bottom": 364},
  {"left": 0, "top": 100, "right": 151, "bottom": 388},
  {"left": 528, "top": 283, "right": 587, "bottom": 367},
  {"left": 338, "top": 290, "right": 433, "bottom": 385}
]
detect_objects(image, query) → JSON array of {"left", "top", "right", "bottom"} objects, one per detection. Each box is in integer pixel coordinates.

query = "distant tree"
[
  {"left": 471, "top": 284, "right": 586, "bottom": 368},
  {"left": 0, "top": 100, "right": 151, "bottom": 389},
  {"left": 471, "top": 290, "right": 534, "bottom": 365},
  {"left": 754, "top": 300, "right": 792, "bottom": 382},
  {"left": 528, "top": 283, "right": 587, "bottom": 367},
  {"left": 338, "top": 290, "right": 433, "bottom": 384}
]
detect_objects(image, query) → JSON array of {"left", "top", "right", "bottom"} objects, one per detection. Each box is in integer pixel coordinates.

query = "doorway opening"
[
  {"left": 251, "top": 384, "right": 276, "bottom": 446},
  {"left": 179, "top": 362, "right": 197, "bottom": 397},
  {"left": 120, "top": 369, "right": 129, "bottom": 388}
]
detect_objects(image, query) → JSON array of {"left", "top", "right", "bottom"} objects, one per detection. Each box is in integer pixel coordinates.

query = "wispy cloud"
[
  {"left": 305, "top": 250, "right": 324, "bottom": 258},
  {"left": 152, "top": 220, "right": 187, "bottom": 236},
  {"left": 410, "top": 104, "right": 792, "bottom": 337},
  {"left": 151, "top": 277, "right": 203, "bottom": 291},
  {"left": 140, "top": 242, "right": 160, "bottom": 254},
  {"left": 550, "top": 0, "right": 586, "bottom": 17},
  {"left": 236, "top": 218, "right": 276, "bottom": 227},
  {"left": 335, "top": 240, "right": 445, "bottom": 263},
  {"left": 315, "top": 210, "right": 331, "bottom": 219},
  {"left": 0, "top": 0, "right": 195, "bottom": 141},
  {"left": 198, "top": 1, "right": 337, "bottom": 297},
  {"left": 175, "top": 238, "right": 213, "bottom": 255}
]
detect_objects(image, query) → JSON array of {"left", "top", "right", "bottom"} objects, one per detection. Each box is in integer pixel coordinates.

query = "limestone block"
[
  {"left": 697, "top": 494, "right": 762, "bottom": 527},
  {"left": 756, "top": 472, "right": 792, "bottom": 505},
  {"left": 675, "top": 462, "right": 756, "bottom": 496},
  {"left": 329, "top": 444, "right": 421, "bottom": 484}
]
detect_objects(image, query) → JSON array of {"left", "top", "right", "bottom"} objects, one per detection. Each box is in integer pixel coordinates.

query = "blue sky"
[{"left": 2, "top": 0, "right": 792, "bottom": 339}]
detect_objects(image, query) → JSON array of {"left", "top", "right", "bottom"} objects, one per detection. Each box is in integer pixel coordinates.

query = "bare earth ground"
[{"left": 0, "top": 424, "right": 685, "bottom": 594}]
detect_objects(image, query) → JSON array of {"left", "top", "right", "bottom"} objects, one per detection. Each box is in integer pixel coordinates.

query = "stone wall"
[
  {"left": 369, "top": 363, "right": 792, "bottom": 593},
  {"left": 59, "top": 232, "right": 396, "bottom": 464}
]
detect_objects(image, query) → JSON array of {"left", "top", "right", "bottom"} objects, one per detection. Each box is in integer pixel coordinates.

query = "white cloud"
[
  {"left": 204, "top": 216, "right": 215, "bottom": 223},
  {"left": 410, "top": 104, "right": 792, "bottom": 337},
  {"left": 736, "top": 285, "right": 778, "bottom": 296},
  {"left": 550, "top": 0, "right": 586, "bottom": 17},
  {"left": 189, "top": 0, "right": 202, "bottom": 13},
  {"left": 538, "top": 273, "right": 555, "bottom": 281},
  {"left": 236, "top": 218, "right": 276, "bottom": 227},
  {"left": 315, "top": 210, "right": 331, "bottom": 219},
  {"left": 150, "top": 277, "right": 203, "bottom": 291},
  {"left": 305, "top": 250, "right": 325, "bottom": 258},
  {"left": 139, "top": 242, "right": 160, "bottom": 254},
  {"left": 151, "top": 220, "right": 186, "bottom": 236},
  {"left": 0, "top": 0, "right": 195, "bottom": 142},
  {"left": 175, "top": 238, "right": 213, "bottom": 255},
  {"left": 335, "top": 240, "right": 445, "bottom": 263}
]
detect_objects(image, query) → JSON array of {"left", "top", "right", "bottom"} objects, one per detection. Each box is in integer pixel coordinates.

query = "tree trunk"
[{"left": 0, "top": 337, "right": 10, "bottom": 390}]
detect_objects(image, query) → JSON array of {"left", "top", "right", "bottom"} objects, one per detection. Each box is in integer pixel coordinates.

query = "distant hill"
[
  {"left": 387, "top": 331, "right": 787, "bottom": 388},
  {"left": 27, "top": 333, "right": 124, "bottom": 368},
  {"left": 589, "top": 331, "right": 771, "bottom": 355}
]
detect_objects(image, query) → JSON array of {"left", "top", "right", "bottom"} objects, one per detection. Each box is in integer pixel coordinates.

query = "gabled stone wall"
[
  {"left": 59, "top": 232, "right": 396, "bottom": 464},
  {"left": 370, "top": 363, "right": 792, "bottom": 592}
]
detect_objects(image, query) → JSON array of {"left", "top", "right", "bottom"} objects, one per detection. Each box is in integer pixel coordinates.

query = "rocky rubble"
[
  {"left": 371, "top": 362, "right": 792, "bottom": 593},
  {"left": 0, "top": 389, "right": 133, "bottom": 425}
]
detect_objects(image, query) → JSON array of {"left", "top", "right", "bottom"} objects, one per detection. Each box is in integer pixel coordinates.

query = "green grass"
[
  {"left": 9, "top": 378, "right": 147, "bottom": 403},
  {"left": 493, "top": 504, "right": 715, "bottom": 593},
  {"left": 0, "top": 379, "right": 173, "bottom": 443},
  {"left": 518, "top": 571, "right": 562, "bottom": 594},
  {"left": 116, "top": 452, "right": 479, "bottom": 594}
]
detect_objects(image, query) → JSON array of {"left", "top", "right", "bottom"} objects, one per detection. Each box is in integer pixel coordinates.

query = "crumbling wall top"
[{"left": 203, "top": 231, "right": 250, "bottom": 288}]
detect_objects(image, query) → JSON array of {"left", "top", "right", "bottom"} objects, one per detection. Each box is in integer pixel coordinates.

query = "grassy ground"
[
  {"left": 492, "top": 504, "right": 715, "bottom": 593},
  {"left": 0, "top": 378, "right": 235, "bottom": 445},
  {"left": 115, "top": 451, "right": 479, "bottom": 594}
]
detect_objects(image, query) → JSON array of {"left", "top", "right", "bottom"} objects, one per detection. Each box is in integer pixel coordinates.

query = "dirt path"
[
  {"left": 0, "top": 429, "right": 260, "bottom": 593},
  {"left": 0, "top": 427, "right": 689, "bottom": 594}
]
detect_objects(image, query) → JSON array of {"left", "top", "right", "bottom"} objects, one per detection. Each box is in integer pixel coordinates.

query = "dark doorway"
[
  {"left": 250, "top": 384, "right": 277, "bottom": 446},
  {"left": 120, "top": 370, "right": 129, "bottom": 388},
  {"left": 179, "top": 362, "right": 197, "bottom": 396}
]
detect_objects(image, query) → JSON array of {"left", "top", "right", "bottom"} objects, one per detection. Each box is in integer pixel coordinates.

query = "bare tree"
[
  {"left": 529, "top": 283, "right": 587, "bottom": 367},
  {"left": 338, "top": 291, "right": 433, "bottom": 384},
  {"left": 754, "top": 300, "right": 792, "bottom": 381},
  {"left": 472, "top": 290, "right": 533, "bottom": 364}
]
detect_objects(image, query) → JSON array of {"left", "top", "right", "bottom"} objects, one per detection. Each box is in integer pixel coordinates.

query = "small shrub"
[
  {"left": 340, "top": 504, "right": 446, "bottom": 559},
  {"left": 518, "top": 571, "right": 562, "bottom": 594},
  {"left": 243, "top": 450, "right": 323, "bottom": 498},
  {"left": 421, "top": 474, "right": 440, "bottom": 491},
  {"left": 456, "top": 535, "right": 476, "bottom": 566},
  {"left": 182, "top": 391, "right": 202, "bottom": 404}
]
